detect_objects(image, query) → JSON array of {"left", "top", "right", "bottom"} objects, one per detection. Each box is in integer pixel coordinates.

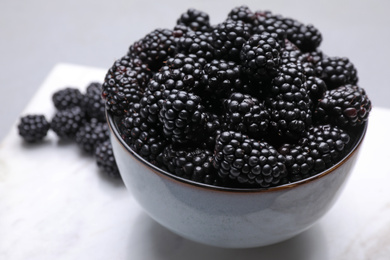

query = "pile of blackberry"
[
  {"left": 17, "top": 82, "right": 120, "bottom": 179},
  {"left": 103, "top": 6, "right": 371, "bottom": 188}
]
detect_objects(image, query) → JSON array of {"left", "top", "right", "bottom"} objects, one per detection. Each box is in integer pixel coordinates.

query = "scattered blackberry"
[
  {"left": 120, "top": 103, "right": 166, "bottom": 165},
  {"left": 227, "top": 5, "right": 258, "bottom": 26},
  {"left": 314, "top": 85, "right": 371, "bottom": 127},
  {"left": 95, "top": 140, "right": 120, "bottom": 178},
  {"left": 213, "top": 131, "right": 287, "bottom": 188},
  {"left": 158, "top": 89, "right": 207, "bottom": 144},
  {"left": 162, "top": 144, "right": 219, "bottom": 185},
  {"left": 304, "top": 76, "right": 327, "bottom": 104},
  {"left": 75, "top": 118, "right": 110, "bottom": 154},
  {"left": 51, "top": 106, "right": 86, "bottom": 139},
  {"left": 17, "top": 114, "right": 50, "bottom": 143},
  {"left": 316, "top": 57, "right": 358, "bottom": 89},
  {"left": 266, "top": 63, "right": 312, "bottom": 140},
  {"left": 240, "top": 32, "right": 281, "bottom": 81},
  {"left": 201, "top": 59, "right": 242, "bottom": 96},
  {"left": 177, "top": 31, "right": 215, "bottom": 61},
  {"left": 298, "top": 124, "right": 351, "bottom": 173},
  {"left": 128, "top": 29, "right": 178, "bottom": 70},
  {"left": 52, "top": 87, "right": 84, "bottom": 110},
  {"left": 176, "top": 8, "right": 211, "bottom": 32},
  {"left": 102, "top": 56, "right": 151, "bottom": 116},
  {"left": 223, "top": 92, "right": 270, "bottom": 137},
  {"left": 82, "top": 82, "right": 106, "bottom": 122},
  {"left": 212, "top": 20, "right": 252, "bottom": 62}
]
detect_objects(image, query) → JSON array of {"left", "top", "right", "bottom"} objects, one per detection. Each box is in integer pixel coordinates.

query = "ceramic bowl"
[{"left": 107, "top": 113, "right": 367, "bottom": 248}]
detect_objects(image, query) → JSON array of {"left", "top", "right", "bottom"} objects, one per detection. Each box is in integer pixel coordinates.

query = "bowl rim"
[{"left": 107, "top": 111, "right": 368, "bottom": 193}]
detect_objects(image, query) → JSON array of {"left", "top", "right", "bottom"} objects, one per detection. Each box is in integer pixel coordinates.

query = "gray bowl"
[{"left": 107, "top": 113, "right": 367, "bottom": 248}]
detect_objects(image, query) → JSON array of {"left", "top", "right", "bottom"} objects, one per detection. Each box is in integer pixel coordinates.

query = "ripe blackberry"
[
  {"left": 51, "top": 106, "right": 86, "bottom": 139},
  {"left": 266, "top": 63, "right": 312, "bottom": 140},
  {"left": 162, "top": 144, "right": 219, "bottom": 185},
  {"left": 223, "top": 92, "right": 270, "bottom": 137},
  {"left": 227, "top": 5, "right": 258, "bottom": 26},
  {"left": 203, "top": 113, "right": 223, "bottom": 150},
  {"left": 278, "top": 143, "right": 314, "bottom": 182},
  {"left": 120, "top": 103, "right": 166, "bottom": 165},
  {"left": 304, "top": 76, "right": 327, "bottom": 104},
  {"left": 17, "top": 114, "right": 50, "bottom": 143},
  {"left": 240, "top": 32, "right": 281, "bottom": 81},
  {"left": 158, "top": 89, "right": 207, "bottom": 144},
  {"left": 279, "top": 39, "right": 302, "bottom": 66},
  {"left": 253, "top": 17, "right": 287, "bottom": 47},
  {"left": 213, "top": 131, "right": 287, "bottom": 188},
  {"left": 52, "top": 87, "right": 84, "bottom": 110},
  {"left": 75, "top": 118, "right": 110, "bottom": 154},
  {"left": 176, "top": 8, "right": 211, "bottom": 32},
  {"left": 201, "top": 59, "right": 242, "bottom": 97},
  {"left": 212, "top": 20, "right": 252, "bottom": 62},
  {"left": 102, "top": 56, "right": 151, "bottom": 116},
  {"left": 298, "top": 124, "right": 351, "bottom": 173},
  {"left": 177, "top": 31, "right": 215, "bottom": 61},
  {"left": 314, "top": 85, "right": 371, "bottom": 127},
  {"left": 128, "top": 29, "right": 178, "bottom": 70},
  {"left": 82, "top": 82, "right": 106, "bottom": 122},
  {"left": 315, "top": 57, "right": 358, "bottom": 89},
  {"left": 95, "top": 140, "right": 120, "bottom": 178}
]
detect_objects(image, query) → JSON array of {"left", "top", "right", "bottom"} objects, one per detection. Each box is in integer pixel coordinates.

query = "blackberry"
[
  {"left": 203, "top": 113, "right": 223, "bottom": 150},
  {"left": 51, "top": 106, "right": 86, "bottom": 139},
  {"left": 95, "top": 140, "right": 120, "bottom": 178},
  {"left": 52, "top": 87, "right": 84, "bottom": 110},
  {"left": 279, "top": 39, "right": 302, "bottom": 66},
  {"left": 253, "top": 17, "right": 287, "bottom": 47},
  {"left": 201, "top": 59, "right": 242, "bottom": 96},
  {"left": 314, "top": 85, "right": 371, "bottom": 127},
  {"left": 17, "top": 114, "right": 50, "bottom": 143},
  {"left": 158, "top": 89, "right": 207, "bottom": 144},
  {"left": 176, "top": 9, "right": 211, "bottom": 32},
  {"left": 266, "top": 63, "right": 312, "bottom": 140},
  {"left": 212, "top": 20, "right": 252, "bottom": 61},
  {"left": 75, "top": 118, "right": 110, "bottom": 154},
  {"left": 315, "top": 57, "right": 358, "bottom": 89},
  {"left": 82, "top": 82, "right": 106, "bottom": 122},
  {"left": 223, "top": 92, "right": 270, "bottom": 137},
  {"left": 177, "top": 31, "right": 215, "bottom": 61},
  {"left": 227, "top": 5, "right": 258, "bottom": 26},
  {"left": 102, "top": 56, "right": 151, "bottom": 116},
  {"left": 240, "top": 32, "right": 281, "bottom": 81},
  {"left": 129, "top": 29, "right": 178, "bottom": 70},
  {"left": 213, "top": 131, "right": 287, "bottom": 188},
  {"left": 298, "top": 124, "right": 351, "bottom": 173},
  {"left": 120, "top": 103, "right": 166, "bottom": 165},
  {"left": 162, "top": 144, "right": 219, "bottom": 185},
  {"left": 278, "top": 144, "right": 314, "bottom": 182},
  {"left": 304, "top": 76, "right": 327, "bottom": 104}
]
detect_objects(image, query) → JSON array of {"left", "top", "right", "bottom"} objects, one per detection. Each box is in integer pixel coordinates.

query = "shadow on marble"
[{"left": 129, "top": 211, "right": 329, "bottom": 260}]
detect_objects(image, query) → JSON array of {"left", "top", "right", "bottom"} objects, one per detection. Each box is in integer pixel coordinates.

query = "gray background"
[{"left": 1, "top": 0, "right": 389, "bottom": 141}]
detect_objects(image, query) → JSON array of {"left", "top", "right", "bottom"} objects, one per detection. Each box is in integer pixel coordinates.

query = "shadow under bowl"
[{"left": 107, "top": 113, "right": 367, "bottom": 248}]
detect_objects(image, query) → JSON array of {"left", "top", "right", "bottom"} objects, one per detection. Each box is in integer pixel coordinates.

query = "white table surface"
[{"left": 1, "top": 63, "right": 389, "bottom": 260}]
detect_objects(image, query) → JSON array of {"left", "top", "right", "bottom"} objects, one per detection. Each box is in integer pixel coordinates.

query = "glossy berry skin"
[
  {"left": 316, "top": 57, "right": 358, "bottom": 89},
  {"left": 18, "top": 114, "right": 50, "bottom": 143},
  {"left": 75, "top": 118, "right": 110, "bottom": 154},
  {"left": 176, "top": 8, "right": 211, "bottom": 32}
]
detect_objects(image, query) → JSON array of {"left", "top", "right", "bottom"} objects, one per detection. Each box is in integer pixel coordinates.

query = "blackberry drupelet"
[
  {"left": 213, "top": 131, "right": 287, "bottom": 187},
  {"left": 51, "top": 106, "right": 86, "bottom": 139},
  {"left": 128, "top": 29, "right": 178, "bottom": 70},
  {"left": 162, "top": 144, "right": 219, "bottom": 185},
  {"left": 203, "top": 113, "right": 223, "bottom": 150},
  {"left": 201, "top": 59, "right": 242, "bottom": 97},
  {"left": 240, "top": 32, "right": 281, "bottom": 81},
  {"left": 82, "top": 82, "right": 106, "bottom": 122},
  {"left": 17, "top": 114, "right": 50, "bottom": 143},
  {"left": 253, "top": 17, "right": 287, "bottom": 47},
  {"left": 266, "top": 63, "right": 312, "bottom": 140},
  {"left": 95, "top": 140, "right": 120, "bottom": 178},
  {"left": 176, "top": 8, "right": 211, "bottom": 32},
  {"left": 75, "top": 118, "right": 110, "bottom": 154},
  {"left": 158, "top": 89, "right": 207, "bottom": 144},
  {"left": 314, "top": 85, "right": 371, "bottom": 127},
  {"left": 212, "top": 20, "right": 252, "bottom": 62},
  {"left": 304, "top": 76, "right": 327, "bottom": 105},
  {"left": 177, "top": 31, "right": 215, "bottom": 61},
  {"left": 315, "top": 57, "right": 358, "bottom": 89},
  {"left": 102, "top": 55, "right": 151, "bottom": 116},
  {"left": 52, "top": 87, "right": 84, "bottom": 110},
  {"left": 298, "top": 124, "right": 351, "bottom": 173},
  {"left": 227, "top": 5, "right": 258, "bottom": 26},
  {"left": 223, "top": 92, "right": 270, "bottom": 137}
]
